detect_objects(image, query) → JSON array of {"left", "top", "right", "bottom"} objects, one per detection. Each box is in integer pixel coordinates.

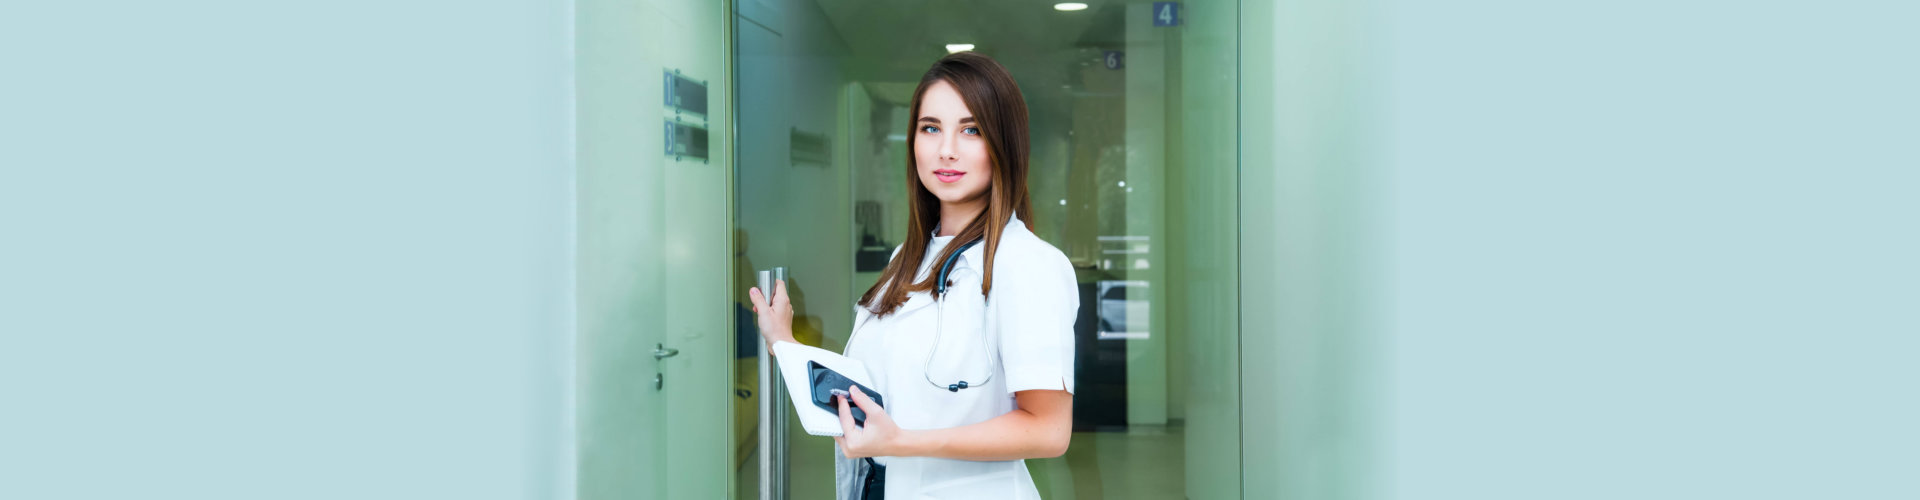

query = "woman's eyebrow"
[{"left": 917, "top": 117, "right": 941, "bottom": 124}]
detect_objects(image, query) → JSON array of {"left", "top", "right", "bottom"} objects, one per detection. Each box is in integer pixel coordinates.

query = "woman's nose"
[{"left": 938, "top": 132, "right": 959, "bottom": 161}]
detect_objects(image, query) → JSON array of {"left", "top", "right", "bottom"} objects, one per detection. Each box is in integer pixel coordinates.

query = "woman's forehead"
[{"left": 918, "top": 81, "right": 973, "bottom": 119}]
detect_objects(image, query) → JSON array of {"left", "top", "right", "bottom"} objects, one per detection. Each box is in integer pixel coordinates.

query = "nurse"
[{"left": 748, "top": 52, "right": 1078, "bottom": 499}]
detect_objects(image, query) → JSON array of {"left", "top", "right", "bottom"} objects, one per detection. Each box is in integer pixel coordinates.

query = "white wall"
[
  {"left": 1380, "top": 0, "right": 1920, "bottom": 497},
  {"left": 0, "top": 1, "right": 575, "bottom": 499},
  {"left": 575, "top": 0, "right": 734, "bottom": 497},
  {"left": 1240, "top": 0, "right": 1383, "bottom": 496},
  {"left": 1240, "top": 0, "right": 1920, "bottom": 498}
]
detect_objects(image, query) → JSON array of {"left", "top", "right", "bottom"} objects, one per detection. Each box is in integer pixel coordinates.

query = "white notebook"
[{"left": 771, "top": 341, "right": 879, "bottom": 437}]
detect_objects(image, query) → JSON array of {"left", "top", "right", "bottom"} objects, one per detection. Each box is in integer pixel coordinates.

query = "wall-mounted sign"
[
  {"left": 663, "top": 70, "right": 708, "bottom": 116},
  {"left": 1104, "top": 51, "right": 1125, "bottom": 70},
  {"left": 1152, "top": 2, "right": 1180, "bottom": 27},
  {"left": 790, "top": 128, "right": 830, "bottom": 167},
  {"left": 665, "top": 120, "right": 709, "bottom": 162}
]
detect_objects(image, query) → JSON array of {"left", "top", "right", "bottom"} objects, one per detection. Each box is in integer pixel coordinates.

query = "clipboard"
[{"left": 770, "top": 341, "right": 884, "bottom": 437}]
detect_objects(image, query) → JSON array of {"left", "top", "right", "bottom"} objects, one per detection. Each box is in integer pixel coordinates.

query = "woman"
[{"left": 747, "top": 52, "right": 1079, "bottom": 499}]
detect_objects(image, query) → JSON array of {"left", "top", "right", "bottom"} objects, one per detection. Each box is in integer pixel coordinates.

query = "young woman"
[{"left": 747, "top": 52, "right": 1079, "bottom": 499}]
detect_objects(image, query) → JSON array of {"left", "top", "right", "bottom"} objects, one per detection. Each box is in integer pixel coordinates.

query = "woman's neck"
[{"left": 937, "top": 198, "right": 988, "bottom": 237}]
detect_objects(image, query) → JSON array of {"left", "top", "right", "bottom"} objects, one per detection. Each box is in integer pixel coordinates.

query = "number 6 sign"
[{"left": 1152, "top": 2, "right": 1180, "bottom": 27}]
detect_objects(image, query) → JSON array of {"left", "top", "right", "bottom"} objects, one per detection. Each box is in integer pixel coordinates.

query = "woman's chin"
[{"left": 930, "top": 190, "right": 987, "bottom": 206}]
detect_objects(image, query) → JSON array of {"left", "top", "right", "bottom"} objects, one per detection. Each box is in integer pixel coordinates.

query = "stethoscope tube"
[{"left": 926, "top": 237, "right": 995, "bottom": 392}]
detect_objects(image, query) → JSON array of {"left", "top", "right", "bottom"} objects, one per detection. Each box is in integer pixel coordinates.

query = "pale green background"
[
  {"left": 1241, "top": 0, "right": 1918, "bottom": 498},
  {"left": 1, "top": 1, "right": 575, "bottom": 499},
  {"left": 4, "top": 0, "right": 1916, "bottom": 498}
]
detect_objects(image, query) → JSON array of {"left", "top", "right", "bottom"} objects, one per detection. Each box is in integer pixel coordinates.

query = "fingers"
[
  {"left": 847, "top": 385, "right": 888, "bottom": 425},
  {"left": 750, "top": 282, "right": 791, "bottom": 313},
  {"left": 837, "top": 392, "right": 858, "bottom": 434}
]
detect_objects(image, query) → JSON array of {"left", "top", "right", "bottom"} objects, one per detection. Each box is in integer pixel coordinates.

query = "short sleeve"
[{"left": 991, "top": 242, "right": 1080, "bottom": 395}]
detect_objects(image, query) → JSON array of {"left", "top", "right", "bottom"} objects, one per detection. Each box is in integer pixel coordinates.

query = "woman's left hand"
[{"left": 834, "top": 385, "right": 908, "bottom": 458}]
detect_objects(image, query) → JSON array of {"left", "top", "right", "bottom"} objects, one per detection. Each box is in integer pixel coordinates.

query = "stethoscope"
[{"left": 925, "top": 237, "right": 996, "bottom": 392}]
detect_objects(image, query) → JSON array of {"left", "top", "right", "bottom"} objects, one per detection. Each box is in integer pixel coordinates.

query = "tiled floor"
[
  {"left": 737, "top": 422, "right": 1189, "bottom": 499},
  {"left": 1032, "top": 425, "right": 1187, "bottom": 499}
]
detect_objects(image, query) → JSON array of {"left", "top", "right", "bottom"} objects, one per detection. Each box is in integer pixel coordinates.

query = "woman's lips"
[{"left": 934, "top": 170, "right": 966, "bottom": 183}]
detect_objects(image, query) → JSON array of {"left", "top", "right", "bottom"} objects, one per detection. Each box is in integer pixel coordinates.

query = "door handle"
[
  {"left": 654, "top": 343, "right": 680, "bottom": 360},
  {"left": 759, "top": 267, "right": 790, "bottom": 500}
]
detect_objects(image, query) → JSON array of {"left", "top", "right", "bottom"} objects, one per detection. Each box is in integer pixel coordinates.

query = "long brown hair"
[{"left": 858, "top": 52, "right": 1033, "bottom": 317}]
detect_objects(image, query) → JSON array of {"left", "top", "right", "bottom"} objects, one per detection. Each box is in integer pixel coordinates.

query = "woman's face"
[{"left": 913, "top": 80, "right": 993, "bottom": 207}]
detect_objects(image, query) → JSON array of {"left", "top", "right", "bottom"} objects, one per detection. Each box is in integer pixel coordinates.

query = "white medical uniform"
[{"left": 832, "top": 213, "right": 1079, "bottom": 500}]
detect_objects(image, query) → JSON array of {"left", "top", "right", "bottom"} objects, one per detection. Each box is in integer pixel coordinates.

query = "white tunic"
[{"left": 832, "top": 214, "right": 1079, "bottom": 499}]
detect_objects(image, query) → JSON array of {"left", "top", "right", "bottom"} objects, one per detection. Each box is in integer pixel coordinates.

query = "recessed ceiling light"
[
  {"left": 945, "top": 44, "right": 975, "bottom": 53},
  {"left": 1055, "top": 2, "right": 1089, "bottom": 11}
]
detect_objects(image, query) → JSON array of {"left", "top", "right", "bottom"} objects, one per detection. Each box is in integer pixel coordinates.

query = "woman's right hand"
[{"left": 748, "top": 279, "right": 796, "bottom": 352}]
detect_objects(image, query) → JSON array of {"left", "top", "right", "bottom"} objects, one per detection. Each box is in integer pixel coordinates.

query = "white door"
[{"left": 577, "top": 0, "right": 734, "bottom": 497}]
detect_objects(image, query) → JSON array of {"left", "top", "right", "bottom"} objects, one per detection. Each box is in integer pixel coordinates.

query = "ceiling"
[{"left": 806, "top": 0, "right": 1132, "bottom": 106}]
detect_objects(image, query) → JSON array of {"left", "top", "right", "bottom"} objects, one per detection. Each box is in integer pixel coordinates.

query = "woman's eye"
[
  {"left": 921, "top": 125, "right": 939, "bottom": 134},
  {"left": 963, "top": 127, "right": 980, "bottom": 135}
]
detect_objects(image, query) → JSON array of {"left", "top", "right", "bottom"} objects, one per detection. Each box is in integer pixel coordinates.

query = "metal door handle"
[
  {"left": 759, "top": 267, "right": 790, "bottom": 500},
  {"left": 654, "top": 343, "right": 679, "bottom": 360}
]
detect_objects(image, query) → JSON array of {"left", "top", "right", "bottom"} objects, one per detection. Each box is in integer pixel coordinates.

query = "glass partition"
[{"left": 733, "top": 0, "right": 1240, "bottom": 497}]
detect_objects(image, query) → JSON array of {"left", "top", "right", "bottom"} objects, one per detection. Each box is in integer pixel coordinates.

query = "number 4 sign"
[{"left": 1153, "top": 2, "right": 1180, "bottom": 27}]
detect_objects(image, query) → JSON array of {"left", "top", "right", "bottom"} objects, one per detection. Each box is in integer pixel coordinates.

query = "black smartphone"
[{"left": 808, "top": 360, "right": 885, "bottom": 427}]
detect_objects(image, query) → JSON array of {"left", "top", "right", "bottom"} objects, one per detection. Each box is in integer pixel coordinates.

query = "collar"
[
  {"left": 930, "top": 212, "right": 1024, "bottom": 274},
  {"left": 850, "top": 213, "right": 1024, "bottom": 335}
]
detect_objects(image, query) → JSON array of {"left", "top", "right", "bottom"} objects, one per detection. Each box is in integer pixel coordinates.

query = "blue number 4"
[{"left": 1153, "top": 2, "right": 1179, "bottom": 26}]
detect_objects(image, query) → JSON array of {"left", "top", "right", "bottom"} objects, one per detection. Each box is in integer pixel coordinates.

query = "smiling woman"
[
  {"left": 869, "top": 52, "right": 1034, "bottom": 314},
  {"left": 750, "top": 52, "right": 1078, "bottom": 499}
]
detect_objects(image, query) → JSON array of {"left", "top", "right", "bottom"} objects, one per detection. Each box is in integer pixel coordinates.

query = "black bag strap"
[{"left": 859, "top": 457, "right": 886, "bottom": 500}]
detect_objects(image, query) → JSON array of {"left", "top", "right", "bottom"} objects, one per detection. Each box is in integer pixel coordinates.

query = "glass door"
[{"left": 734, "top": 0, "right": 1241, "bottom": 497}]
